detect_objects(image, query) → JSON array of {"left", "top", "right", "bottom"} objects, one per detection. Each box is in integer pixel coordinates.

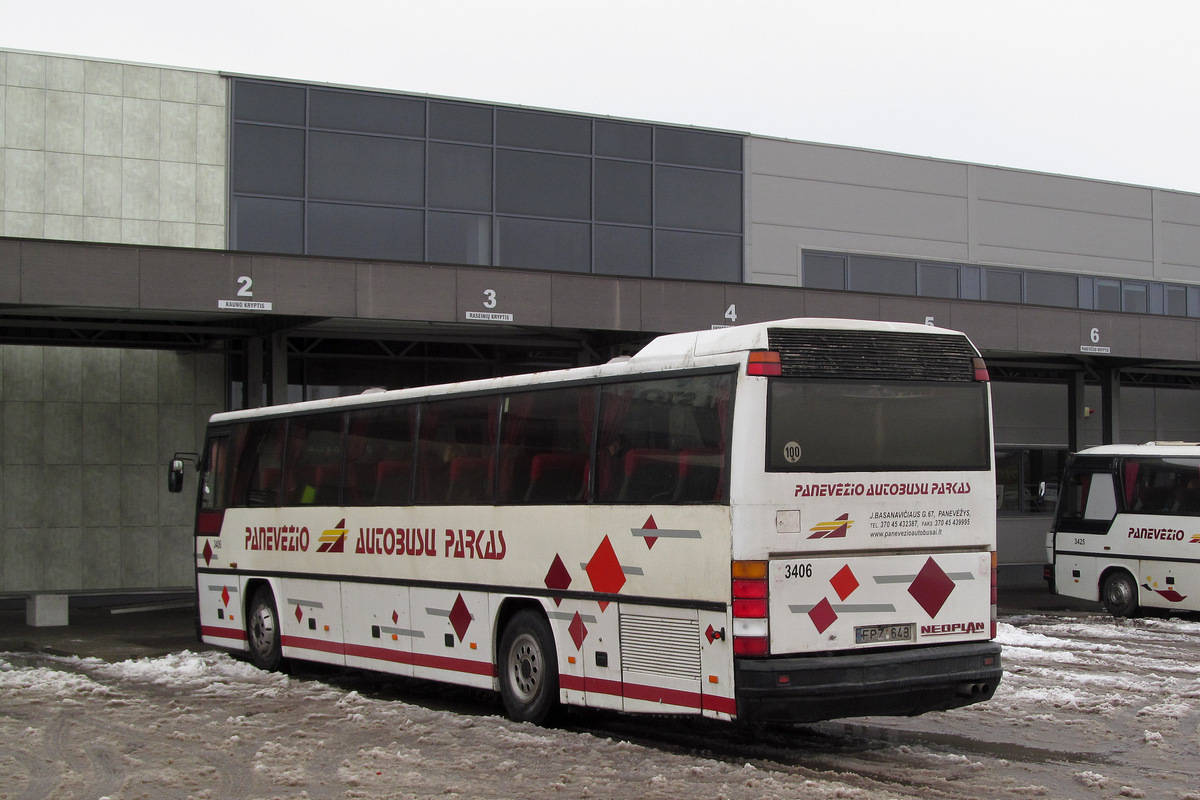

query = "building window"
[
  {"left": 803, "top": 249, "right": 1200, "bottom": 319},
  {"left": 984, "top": 269, "right": 1023, "bottom": 303},
  {"left": 849, "top": 257, "right": 916, "bottom": 296},
  {"left": 918, "top": 263, "right": 959, "bottom": 298},
  {"left": 230, "top": 79, "right": 743, "bottom": 276}
]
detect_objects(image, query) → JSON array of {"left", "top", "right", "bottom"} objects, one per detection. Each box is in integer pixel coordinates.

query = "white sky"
[{"left": 6, "top": 0, "right": 1200, "bottom": 193}]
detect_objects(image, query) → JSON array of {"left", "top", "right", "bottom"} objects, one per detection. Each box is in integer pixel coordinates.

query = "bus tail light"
[
  {"left": 972, "top": 357, "right": 990, "bottom": 382},
  {"left": 746, "top": 351, "right": 782, "bottom": 377},
  {"left": 990, "top": 551, "right": 998, "bottom": 639},
  {"left": 732, "top": 560, "right": 769, "bottom": 655}
]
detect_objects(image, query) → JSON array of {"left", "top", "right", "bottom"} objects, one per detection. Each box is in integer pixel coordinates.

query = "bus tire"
[
  {"left": 1101, "top": 570, "right": 1139, "bottom": 618},
  {"left": 498, "top": 609, "right": 560, "bottom": 724},
  {"left": 247, "top": 586, "right": 284, "bottom": 671}
]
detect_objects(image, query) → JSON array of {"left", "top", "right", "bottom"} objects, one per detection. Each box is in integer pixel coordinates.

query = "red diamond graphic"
[
  {"left": 641, "top": 515, "right": 658, "bottom": 549},
  {"left": 586, "top": 536, "right": 626, "bottom": 611},
  {"left": 449, "top": 594, "right": 472, "bottom": 642},
  {"left": 568, "top": 612, "right": 588, "bottom": 650},
  {"left": 830, "top": 565, "right": 860, "bottom": 601},
  {"left": 203, "top": 540, "right": 214, "bottom": 566},
  {"left": 294, "top": 604, "right": 304, "bottom": 623},
  {"left": 544, "top": 554, "right": 572, "bottom": 606},
  {"left": 220, "top": 585, "right": 230, "bottom": 608},
  {"left": 705, "top": 624, "right": 718, "bottom": 644},
  {"left": 392, "top": 610, "right": 399, "bottom": 624},
  {"left": 908, "top": 557, "right": 956, "bottom": 618},
  {"left": 809, "top": 597, "right": 837, "bottom": 634}
]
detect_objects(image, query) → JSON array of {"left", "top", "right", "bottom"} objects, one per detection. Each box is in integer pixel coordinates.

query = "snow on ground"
[{"left": 2, "top": 612, "right": 1200, "bottom": 799}]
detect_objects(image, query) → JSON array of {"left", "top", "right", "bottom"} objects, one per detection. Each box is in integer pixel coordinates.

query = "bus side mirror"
[
  {"left": 168, "top": 460, "right": 185, "bottom": 493},
  {"left": 168, "top": 452, "right": 199, "bottom": 493}
]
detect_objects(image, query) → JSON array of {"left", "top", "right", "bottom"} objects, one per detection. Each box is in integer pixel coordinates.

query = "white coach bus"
[
  {"left": 170, "top": 318, "right": 1001, "bottom": 724},
  {"left": 1046, "top": 442, "right": 1200, "bottom": 617}
]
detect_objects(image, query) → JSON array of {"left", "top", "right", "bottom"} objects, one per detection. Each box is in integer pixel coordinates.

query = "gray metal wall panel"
[
  {"left": 1016, "top": 308, "right": 1084, "bottom": 355},
  {"left": 549, "top": 274, "right": 642, "bottom": 330},
  {"left": 139, "top": 250, "right": 254, "bottom": 312},
  {"left": 878, "top": 297, "right": 954, "bottom": 328},
  {"left": 801, "top": 289, "right": 882, "bottom": 321},
  {"left": 746, "top": 227, "right": 800, "bottom": 284},
  {"left": 753, "top": 174, "right": 968, "bottom": 244},
  {"left": 356, "top": 263, "right": 458, "bottom": 322},
  {"left": 974, "top": 167, "right": 1151, "bottom": 218},
  {"left": 455, "top": 268, "right": 552, "bottom": 327},
  {"left": 638, "top": 282, "right": 727, "bottom": 332},
  {"left": 973, "top": 201, "right": 1153, "bottom": 274},
  {"left": 20, "top": 241, "right": 139, "bottom": 306},
  {"left": 1073, "top": 312, "right": 1142, "bottom": 358},
  {"left": 1156, "top": 190, "right": 1200, "bottom": 273},
  {"left": 946, "top": 303, "right": 1020, "bottom": 352},
  {"left": 0, "top": 239, "right": 19, "bottom": 299},
  {"left": 751, "top": 137, "right": 967, "bottom": 196},
  {"left": 1138, "top": 317, "right": 1199, "bottom": 361},
  {"left": 723, "top": 283, "right": 807, "bottom": 325},
  {"left": 991, "top": 382, "right": 1069, "bottom": 447},
  {"left": 249, "top": 256, "right": 358, "bottom": 317}
]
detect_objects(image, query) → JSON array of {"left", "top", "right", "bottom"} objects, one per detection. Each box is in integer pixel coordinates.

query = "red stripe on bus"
[
  {"left": 560, "top": 674, "right": 736, "bottom": 715},
  {"left": 282, "top": 634, "right": 346, "bottom": 656},
  {"left": 201, "top": 624, "right": 247, "bottom": 642},
  {"left": 338, "top": 642, "right": 496, "bottom": 677}
]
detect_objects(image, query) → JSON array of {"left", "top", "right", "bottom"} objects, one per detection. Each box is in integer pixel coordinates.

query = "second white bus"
[
  {"left": 1047, "top": 442, "right": 1200, "bottom": 617},
  {"left": 173, "top": 318, "right": 1002, "bottom": 724}
]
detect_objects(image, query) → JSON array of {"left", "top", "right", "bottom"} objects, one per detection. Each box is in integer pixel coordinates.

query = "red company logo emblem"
[
  {"left": 315, "top": 519, "right": 348, "bottom": 553},
  {"left": 808, "top": 513, "right": 852, "bottom": 539}
]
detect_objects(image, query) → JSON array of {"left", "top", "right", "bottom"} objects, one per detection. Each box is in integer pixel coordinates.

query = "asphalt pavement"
[{"left": 0, "top": 588, "right": 1099, "bottom": 663}]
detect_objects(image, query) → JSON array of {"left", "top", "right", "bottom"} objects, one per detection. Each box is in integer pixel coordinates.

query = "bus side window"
[
  {"left": 282, "top": 413, "right": 347, "bottom": 506},
  {"left": 230, "top": 420, "right": 285, "bottom": 507},
  {"left": 415, "top": 396, "right": 498, "bottom": 505},
  {"left": 500, "top": 387, "right": 590, "bottom": 505},
  {"left": 597, "top": 373, "right": 732, "bottom": 504},
  {"left": 345, "top": 405, "right": 416, "bottom": 506},
  {"left": 199, "top": 435, "right": 230, "bottom": 511}
]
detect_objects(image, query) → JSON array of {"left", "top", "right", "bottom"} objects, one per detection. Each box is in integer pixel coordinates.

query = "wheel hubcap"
[
  {"left": 509, "top": 634, "right": 541, "bottom": 701},
  {"left": 251, "top": 604, "right": 276, "bottom": 659}
]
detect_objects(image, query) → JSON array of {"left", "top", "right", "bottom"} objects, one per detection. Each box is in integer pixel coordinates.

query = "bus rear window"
[{"left": 766, "top": 380, "right": 990, "bottom": 472}]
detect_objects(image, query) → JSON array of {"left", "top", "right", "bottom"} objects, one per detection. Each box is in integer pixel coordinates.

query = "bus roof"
[
  {"left": 1076, "top": 443, "right": 1200, "bottom": 458},
  {"left": 209, "top": 317, "right": 971, "bottom": 424}
]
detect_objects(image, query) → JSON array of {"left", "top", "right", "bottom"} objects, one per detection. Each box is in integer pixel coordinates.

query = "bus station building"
[{"left": 4, "top": 47, "right": 1200, "bottom": 614}]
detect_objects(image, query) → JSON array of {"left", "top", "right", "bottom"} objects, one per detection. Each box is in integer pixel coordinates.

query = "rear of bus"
[{"left": 728, "top": 322, "right": 1001, "bottom": 722}]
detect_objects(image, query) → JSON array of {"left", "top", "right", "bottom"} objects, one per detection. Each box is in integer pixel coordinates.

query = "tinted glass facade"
[
  {"left": 231, "top": 80, "right": 743, "bottom": 280},
  {"left": 804, "top": 251, "right": 1200, "bottom": 318}
]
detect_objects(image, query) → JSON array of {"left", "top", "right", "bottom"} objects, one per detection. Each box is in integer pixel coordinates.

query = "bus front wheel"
[
  {"left": 1102, "top": 570, "right": 1139, "bottom": 618},
  {"left": 498, "top": 609, "right": 560, "bottom": 724},
  {"left": 247, "top": 586, "right": 284, "bottom": 671}
]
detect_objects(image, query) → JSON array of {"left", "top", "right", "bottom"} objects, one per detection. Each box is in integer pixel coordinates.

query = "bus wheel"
[
  {"left": 1102, "top": 571, "right": 1139, "bottom": 618},
  {"left": 498, "top": 609, "right": 560, "bottom": 724},
  {"left": 247, "top": 586, "right": 284, "bottom": 671}
]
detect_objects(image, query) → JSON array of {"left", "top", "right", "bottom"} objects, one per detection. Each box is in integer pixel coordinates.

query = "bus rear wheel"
[
  {"left": 1102, "top": 570, "right": 1139, "bottom": 618},
  {"left": 247, "top": 586, "right": 284, "bottom": 671},
  {"left": 498, "top": 609, "right": 559, "bottom": 724}
]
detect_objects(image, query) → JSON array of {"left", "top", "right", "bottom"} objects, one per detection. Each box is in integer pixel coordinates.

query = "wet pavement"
[{"left": 0, "top": 587, "right": 1099, "bottom": 663}]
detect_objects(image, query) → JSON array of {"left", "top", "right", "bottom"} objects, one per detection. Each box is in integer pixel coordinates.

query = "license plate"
[{"left": 855, "top": 623, "right": 914, "bottom": 644}]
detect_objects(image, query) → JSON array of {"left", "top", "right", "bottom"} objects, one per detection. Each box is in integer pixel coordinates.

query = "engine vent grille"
[
  {"left": 620, "top": 614, "right": 700, "bottom": 681},
  {"left": 767, "top": 329, "right": 977, "bottom": 382}
]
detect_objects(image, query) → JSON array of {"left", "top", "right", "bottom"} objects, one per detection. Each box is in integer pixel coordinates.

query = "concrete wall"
[
  {"left": 746, "top": 136, "right": 1200, "bottom": 286},
  {"left": 0, "top": 346, "right": 224, "bottom": 594},
  {"left": 0, "top": 49, "right": 227, "bottom": 248}
]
